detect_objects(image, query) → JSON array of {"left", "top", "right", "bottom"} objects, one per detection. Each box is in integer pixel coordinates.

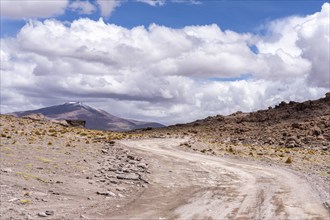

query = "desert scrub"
[
  {"left": 37, "top": 157, "right": 52, "bottom": 163},
  {"left": 34, "top": 130, "right": 42, "bottom": 135},
  {"left": 47, "top": 141, "right": 52, "bottom": 145},
  {"left": 16, "top": 172, "right": 49, "bottom": 183},
  {"left": 60, "top": 129, "right": 68, "bottom": 134},
  {"left": 227, "top": 146, "right": 234, "bottom": 153},
  {"left": 25, "top": 164, "right": 33, "bottom": 169},
  {"left": 49, "top": 132, "right": 57, "bottom": 137},
  {"left": 19, "top": 199, "right": 32, "bottom": 205},
  {"left": 16, "top": 172, "right": 32, "bottom": 180},
  {"left": 48, "top": 128, "right": 56, "bottom": 133},
  {"left": 285, "top": 157, "right": 293, "bottom": 164}
]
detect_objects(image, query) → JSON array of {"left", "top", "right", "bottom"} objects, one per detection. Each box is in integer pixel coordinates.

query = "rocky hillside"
[
  {"left": 146, "top": 93, "right": 330, "bottom": 149},
  {"left": 10, "top": 102, "right": 164, "bottom": 131},
  {"left": 0, "top": 115, "right": 150, "bottom": 219}
]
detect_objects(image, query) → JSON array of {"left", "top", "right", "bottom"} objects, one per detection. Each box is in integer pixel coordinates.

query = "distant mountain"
[{"left": 10, "top": 102, "right": 164, "bottom": 131}]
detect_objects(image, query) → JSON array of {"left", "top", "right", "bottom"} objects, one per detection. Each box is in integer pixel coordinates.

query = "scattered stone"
[
  {"left": 101, "top": 149, "right": 108, "bottom": 154},
  {"left": 117, "top": 173, "right": 140, "bottom": 181},
  {"left": 285, "top": 142, "right": 295, "bottom": 148},
  {"left": 137, "top": 163, "right": 148, "bottom": 169},
  {"left": 23, "top": 213, "right": 33, "bottom": 220},
  {"left": 108, "top": 140, "right": 116, "bottom": 146},
  {"left": 116, "top": 187, "right": 126, "bottom": 191},
  {"left": 312, "top": 127, "right": 322, "bottom": 136},
  {"left": 291, "top": 123, "right": 300, "bottom": 129},
  {"left": 1, "top": 168, "right": 12, "bottom": 173},
  {"left": 49, "top": 190, "right": 60, "bottom": 195},
  {"left": 45, "top": 210, "right": 54, "bottom": 216},
  {"left": 33, "top": 192, "right": 48, "bottom": 197},
  {"left": 96, "top": 191, "right": 116, "bottom": 197},
  {"left": 136, "top": 157, "right": 142, "bottom": 161},
  {"left": 321, "top": 146, "right": 329, "bottom": 151},
  {"left": 110, "top": 180, "right": 119, "bottom": 184},
  {"left": 108, "top": 167, "right": 118, "bottom": 171},
  {"left": 122, "top": 168, "right": 130, "bottom": 173},
  {"left": 127, "top": 155, "right": 135, "bottom": 160},
  {"left": 139, "top": 176, "right": 149, "bottom": 184},
  {"left": 37, "top": 212, "right": 47, "bottom": 217},
  {"left": 117, "top": 193, "right": 125, "bottom": 198}
]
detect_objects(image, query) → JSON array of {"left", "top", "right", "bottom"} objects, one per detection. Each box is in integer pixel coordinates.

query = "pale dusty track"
[{"left": 111, "top": 138, "right": 329, "bottom": 220}]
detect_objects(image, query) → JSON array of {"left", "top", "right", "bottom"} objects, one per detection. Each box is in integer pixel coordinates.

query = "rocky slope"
[
  {"left": 146, "top": 92, "right": 330, "bottom": 150},
  {"left": 10, "top": 102, "right": 164, "bottom": 131},
  {"left": 138, "top": 93, "right": 330, "bottom": 189},
  {"left": 0, "top": 115, "right": 150, "bottom": 219}
]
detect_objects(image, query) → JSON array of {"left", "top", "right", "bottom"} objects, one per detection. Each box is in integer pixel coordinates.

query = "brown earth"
[
  {"left": 0, "top": 115, "right": 149, "bottom": 219},
  {"left": 144, "top": 92, "right": 330, "bottom": 150},
  {"left": 0, "top": 93, "right": 329, "bottom": 219},
  {"left": 140, "top": 93, "right": 330, "bottom": 197}
]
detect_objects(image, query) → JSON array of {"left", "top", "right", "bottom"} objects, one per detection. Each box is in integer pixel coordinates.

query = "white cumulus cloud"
[
  {"left": 137, "top": 0, "right": 165, "bottom": 6},
  {"left": 0, "top": 0, "right": 68, "bottom": 19},
  {"left": 0, "top": 3, "right": 329, "bottom": 124},
  {"left": 69, "top": 0, "right": 96, "bottom": 15},
  {"left": 96, "top": 0, "right": 121, "bottom": 17}
]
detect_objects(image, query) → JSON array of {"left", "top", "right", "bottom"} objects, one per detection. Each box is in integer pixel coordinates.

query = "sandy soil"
[
  {"left": 0, "top": 115, "right": 148, "bottom": 219},
  {"left": 111, "top": 138, "right": 329, "bottom": 220},
  {"left": 1, "top": 114, "right": 329, "bottom": 219}
]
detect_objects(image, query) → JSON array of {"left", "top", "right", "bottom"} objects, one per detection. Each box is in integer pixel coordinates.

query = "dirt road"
[{"left": 111, "top": 138, "right": 329, "bottom": 220}]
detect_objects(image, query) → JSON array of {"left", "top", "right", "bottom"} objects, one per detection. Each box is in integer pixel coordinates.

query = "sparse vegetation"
[
  {"left": 37, "top": 157, "right": 52, "bottom": 163},
  {"left": 285, "top": 157, "right": 293, "bottom": 164},
  {"left": 19, "top": 199, "right": 32, "bottom": 204}
]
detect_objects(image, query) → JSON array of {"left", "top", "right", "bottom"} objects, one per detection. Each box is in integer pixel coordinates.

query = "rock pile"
[{"left": 93, "top": 141, "right": 150, "bottom": 197}]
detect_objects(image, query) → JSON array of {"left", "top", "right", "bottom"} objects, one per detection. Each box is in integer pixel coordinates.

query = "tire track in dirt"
[{"left": 110, "top": 138, "right": 329, "bottom": 220}]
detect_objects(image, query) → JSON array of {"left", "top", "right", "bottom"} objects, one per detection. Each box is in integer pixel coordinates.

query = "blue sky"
[
  {"left": 108, "top": 1, "right": 325, "bottom": 31},
  {"left": 1, "top": 0, "right": 329, "bottom": 124},
  {"left": 1, "top": 1, "right": 327, "bottom": 37}
]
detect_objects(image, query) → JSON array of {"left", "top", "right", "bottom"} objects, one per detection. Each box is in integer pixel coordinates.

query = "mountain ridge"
[{"left": 10, "top": 102, "right": 164, "bottom": 131}]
